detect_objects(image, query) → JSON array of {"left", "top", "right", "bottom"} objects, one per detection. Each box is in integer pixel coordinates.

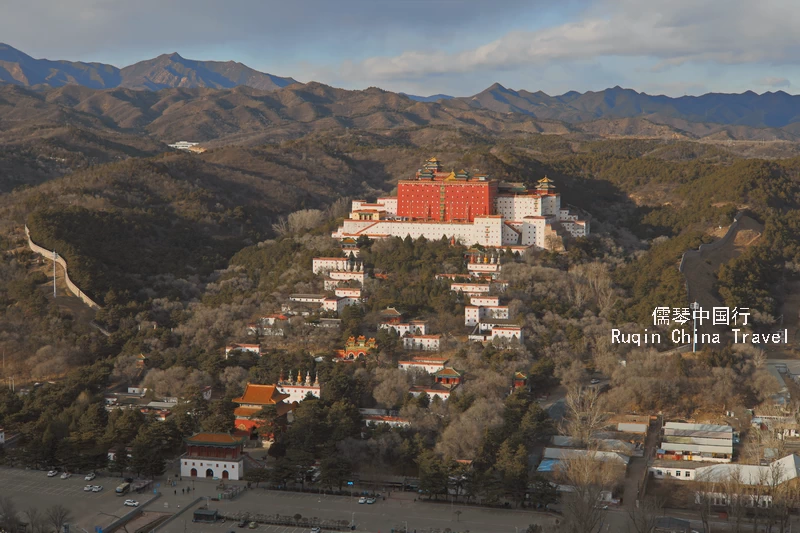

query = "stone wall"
[{"left": 24, "top": 225, "right": 102, "bottom": 310}]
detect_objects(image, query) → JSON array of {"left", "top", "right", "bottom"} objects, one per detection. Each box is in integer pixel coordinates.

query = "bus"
[{"left": 115, "top": 482, "right": 130, "bottom": 496}]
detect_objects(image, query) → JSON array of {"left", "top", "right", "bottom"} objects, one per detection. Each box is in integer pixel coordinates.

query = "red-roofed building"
[
  {"left": 332, "top": 161, "right": 588, "bottom": 250},
  {"left": 181, "top": 432, "right": 246, "bottom": 480},
  {"left": 434, "top": 368, "right": 463, "bottom": 387},
  {"left": 233, "top": 384, "right": 293, "bottom": 442},
  {"left": 335, "top": 336, "right": 378, "bottom": 362}
]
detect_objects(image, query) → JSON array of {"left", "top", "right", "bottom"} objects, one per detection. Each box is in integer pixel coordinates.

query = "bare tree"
[
  {"left": 372, "top": 368, "right": 409, "bottom": 409},
  {"left": 0, "top": 496, "right": 20, "bottom": 533},
  {"left": 692, "top": 473, "right": 716, "bottom": 533},
  {"left": 25, "top": 507, "right": 47, "bottom": 533},
  {"left": 219, "top": 366, "right": 249, "bottom": 392},
  {"left": 46, "top": 504, "right": 71, "bottom": 533},
  {"left": 562, "top": 385, "right": 607, "bottom": 447},
  {"left": 764, "top": 460, "right": 797, "bottom": 533},
  {"left": 720, "top": 467, "right": 747, "bottom": 533},
  {"left": 557, "top": 453, "right": 620, "bottom": 533},
  {"left": 626, "top": 494, "right": 664, "bottom": 533},
  {"left": 287, "top": 209, "right": 324, "bottom": 233},
  {"left": 271, "top": 216, "right": 289, "bottom": 236}
]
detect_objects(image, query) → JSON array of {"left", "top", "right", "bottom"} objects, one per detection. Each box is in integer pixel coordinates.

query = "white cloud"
[
  {"left": 758, "top": 76, "right": 791, "bottom": 88},
  {"left": 341, "top": 0, "right": 800, "bottom": 81}
]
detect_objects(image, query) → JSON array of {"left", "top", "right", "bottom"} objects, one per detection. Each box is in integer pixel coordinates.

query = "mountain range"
[
  {"left": 465, "top": 83, "right": 800, "bottom": 129},
  {"left": 4, "top": 43, "right": 800, "bottom": 138},
  {"left": 0, "top": 43, "right": 296, "bottom": 91}
]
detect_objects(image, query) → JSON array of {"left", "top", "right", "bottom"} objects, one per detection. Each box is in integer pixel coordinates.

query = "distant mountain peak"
[
  {"left": 0, "top": 43, "right": 295, "bottom": 92},
  {"left": 487, "top": 82, "right": 510, "bottom": 92},
  {"left": 399, "top": 93, "right": 454, "bottom": 103}
]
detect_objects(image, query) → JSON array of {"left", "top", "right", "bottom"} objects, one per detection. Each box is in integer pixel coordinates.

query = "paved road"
[{"left": 157, "top": 487, "right": 558, "bottom": 533}]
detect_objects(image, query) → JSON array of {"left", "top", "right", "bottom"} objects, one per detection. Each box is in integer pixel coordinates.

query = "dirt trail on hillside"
[{"left": 682, "top": 215, "right": 763, "bottom": 340}]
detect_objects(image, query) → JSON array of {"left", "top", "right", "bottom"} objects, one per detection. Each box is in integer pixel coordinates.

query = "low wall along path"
[{"left": 24, "top": 225, "right": 102, "bottom": 310}]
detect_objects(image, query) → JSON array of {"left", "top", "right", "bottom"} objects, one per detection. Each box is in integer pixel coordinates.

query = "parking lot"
[
  {"left": 157, "top": 486, "right": 552, "bottom": 533},
  {"left": 185, "top": 523, "right": 321, "bottom": 533},
  {"left": 0, "top": 467, "right": 553, "bottom": 533},
  {"left": 0, "top": 467, "right": 154, "bottom": 529}
]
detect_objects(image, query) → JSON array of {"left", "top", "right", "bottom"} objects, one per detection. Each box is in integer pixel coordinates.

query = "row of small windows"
[
  {"left": 656, "top": 469, "right": 690, "bottom": 477},
  {"left": 185, "top": 461, "right": 237, "bottom": 468}
]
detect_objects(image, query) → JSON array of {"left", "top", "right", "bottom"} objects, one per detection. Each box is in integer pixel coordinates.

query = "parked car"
[
  {"left": 123, "top": 500, "right": 139, "bottom": 507},
  {"left": 47, "top": 470, "right": 58, "bottom": 477},
  {"left": 60, "top": 472, "right": 71, "bottom": 479},
  {"left": 358, "top": 497, "right": 367, "bottom": 504},
  {"left": 311, "top": 528, "right": 321, "bottom": 533},
  {"left": 247, "top": 522, "right": 257, "bottom": 529},
  {"left": 85, "top": 472, "right": 96, "bottom": 481},
  {"left": 92, "top": 485, "right": 103, "bottom": 492},
  {"left": 237, "top": 519, "right": 248, "bottom": 528},
  {"left": 366, "top": 497, "right": 376, "bottom": 504},
  {"left": 83, "top": 485, "right": 93, "bottom": 492}
]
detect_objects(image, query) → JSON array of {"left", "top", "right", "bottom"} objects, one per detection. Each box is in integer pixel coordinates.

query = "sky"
[{"left": 2, "top": 0, "right": 800, "bottom": 97}]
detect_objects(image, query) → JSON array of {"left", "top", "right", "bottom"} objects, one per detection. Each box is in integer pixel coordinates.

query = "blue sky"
[{"left": 2, "top": 0, "right": 799, "bottom": 96}]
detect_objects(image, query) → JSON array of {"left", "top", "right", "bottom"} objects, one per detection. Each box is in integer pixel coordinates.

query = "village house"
[
  {"left": 363, "top": 415, "right": 411, "bottom": 428},
  {"left": 281, "top": 301, "right": 320, "bottom": 316},
  {"left": 409, "top": 384, "right": 454, "bottom": 402},
  {"left": 334, "top": 287, "right": 362, "bottom": 299},
  {"left": 290, "top": 294, "right": 326, "bottom": 304},
  {"left": 465, "top": 304, "right": 510, "bottom": 327},
  {"left": 450, "top": 282, "right": 491, "bottom": 296},
  {"left": 470, "top": 295, "right": 500, "bottom": 307},
  {"left": 435, "top": 273, "right": 472, "bottom": 282},
  {"left": 324, "top": 269, "right": 367, "bottom": 290},
  {"left": 247, "top": 314, "right": 289, "bottom": 336},
  {"left": 403, "top": 334, "right": 442, "bottom": 351},
  {"left": 469, "top": 324, "right": 524, "bottom": 344},
  {"left": 180, "top": 432, "right": 246, "bottom": 480},
  {"left": 312, "top": 257, "right": 350, "bottom": 274},
  {"left": 398, "top": 356, "right": 449, "bottom": 373},
  {"left": 380, "top": 319, "right": 428, "bottom": 336},
  {"left": 224, "top": 343, "right": 261, "bottom": 360}
]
